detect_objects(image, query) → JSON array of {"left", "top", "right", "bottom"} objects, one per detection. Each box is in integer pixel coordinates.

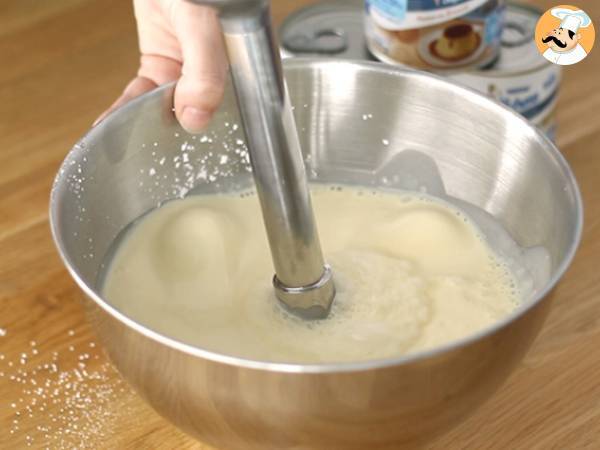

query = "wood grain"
[{"left": 1, "top": 0, "right": 599, "bottom": 448}]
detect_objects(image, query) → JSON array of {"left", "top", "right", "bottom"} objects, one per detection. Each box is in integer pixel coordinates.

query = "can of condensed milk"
[
  {"left": 365, "top": 0, "right": 505, "bottom": 70},
  {"left": 279, "top": 0, "right": 370, "bottom": 60},
  {"left": 278, "top": 1, "right": 560, "bottom": 141},
  {"left": 448, "top": 3, "right": 561, "bottom": 129}
]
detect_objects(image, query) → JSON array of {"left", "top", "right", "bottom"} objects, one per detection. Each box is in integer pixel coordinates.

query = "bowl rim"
[{"left": 49, "top": 58, "right": 584, "bottom": 374}]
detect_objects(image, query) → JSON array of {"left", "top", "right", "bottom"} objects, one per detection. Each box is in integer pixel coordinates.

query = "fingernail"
[{"left": 181, "top": 107, "right": 211, "bottom": 133}]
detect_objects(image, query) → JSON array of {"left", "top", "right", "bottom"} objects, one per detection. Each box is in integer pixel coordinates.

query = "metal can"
[
  {"left": 365, "top": 0, "right": 505, "bottom": 70},
  {"left": 448, "top": 3, "right": 561, "bottom": 125},
  {"left": 279, "top": 0, "right": 369, "bottom": 60},
  {"left": 278, "top": 1, "right": 559, "bottom": 140}
]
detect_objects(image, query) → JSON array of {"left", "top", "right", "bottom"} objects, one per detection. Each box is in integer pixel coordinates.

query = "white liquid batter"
[{"left": 103, "top": 187, "right": 519, "bottom": 363}]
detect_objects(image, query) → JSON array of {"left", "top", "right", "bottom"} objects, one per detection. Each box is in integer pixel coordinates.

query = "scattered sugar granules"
[{"left": 0, "top": 330, "right": 134, "bottom": 448}]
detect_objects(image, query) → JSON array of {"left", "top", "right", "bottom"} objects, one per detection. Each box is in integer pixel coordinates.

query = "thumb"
[{"left": 169, "top": 3, "right": 228, "bottom": 133}]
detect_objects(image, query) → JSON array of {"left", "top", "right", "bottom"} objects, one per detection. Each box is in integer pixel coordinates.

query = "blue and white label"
[
  {"left": 368, "top": 0, "right": 408, "bottom": 22},
  {"left": 484, "top": 3, "right": 504, "bottom": 44},
  {"left": 367, "top": 0, "right": 489, "bottom": 30}
]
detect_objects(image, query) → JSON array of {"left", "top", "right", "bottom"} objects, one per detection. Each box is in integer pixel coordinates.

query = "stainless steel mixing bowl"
[{"left": 50, "top": 59, "right": 582, "bottom": 449}]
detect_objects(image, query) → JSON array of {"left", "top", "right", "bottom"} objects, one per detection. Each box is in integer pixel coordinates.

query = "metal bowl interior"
[{"left": 49, "top": 59, "right": 582, "bottom": 449}]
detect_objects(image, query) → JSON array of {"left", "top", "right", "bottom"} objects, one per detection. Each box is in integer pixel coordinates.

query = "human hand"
[{"left": 95, "top": 0, "right": 228, "bottom": 133}]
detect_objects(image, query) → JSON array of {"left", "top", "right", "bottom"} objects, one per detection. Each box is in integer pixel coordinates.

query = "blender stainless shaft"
[{"left": 186, "top": 0, "right": 335, "bottom": 319}]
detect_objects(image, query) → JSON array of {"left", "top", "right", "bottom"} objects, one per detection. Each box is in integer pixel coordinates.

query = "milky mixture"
[{"left": 102, "top": 187, "right": 519, "bottom": 363}]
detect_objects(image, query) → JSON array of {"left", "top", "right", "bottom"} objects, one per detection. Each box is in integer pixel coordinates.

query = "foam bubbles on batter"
[{"left": 102, "top": 186, "right": 522, "bottom": 363}]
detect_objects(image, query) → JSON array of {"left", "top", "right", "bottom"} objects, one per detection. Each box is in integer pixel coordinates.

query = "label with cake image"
[
  {"left": 366, "top": 0, "right": 505, "bottom": 70},
  {"left": 367, "top": 0, "right": 489, "bottom": 30}
]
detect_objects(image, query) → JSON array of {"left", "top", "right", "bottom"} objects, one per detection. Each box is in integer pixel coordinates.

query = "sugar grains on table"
[{"left": 1, "top": 330, "right": 134, "bottom": 448}]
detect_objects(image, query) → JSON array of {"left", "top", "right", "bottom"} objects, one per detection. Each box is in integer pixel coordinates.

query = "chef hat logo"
[
  {"left": 551, "top": 8, "right": 592, "bottom": 33},
  {"left": 535, "top": 4, "right": 595, "bottom": 66}
]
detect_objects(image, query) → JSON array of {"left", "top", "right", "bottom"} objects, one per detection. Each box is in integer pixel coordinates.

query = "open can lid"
[{"left": 279, "top": 0, "right": 372, "bottom": 60}]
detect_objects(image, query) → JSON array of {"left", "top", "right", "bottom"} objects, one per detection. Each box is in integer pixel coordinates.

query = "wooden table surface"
[{"left": 1, "top": 0, "right": 598, "bottom": 448}]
